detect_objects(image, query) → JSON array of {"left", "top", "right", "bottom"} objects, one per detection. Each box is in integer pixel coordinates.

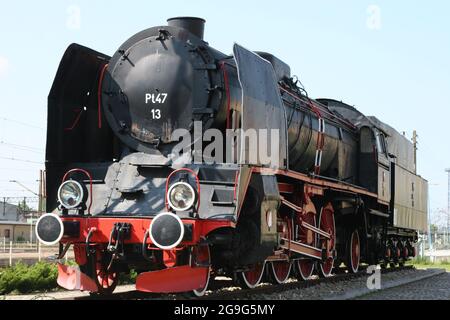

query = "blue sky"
[{"left": 0, "top": 1, "right": 449, "bottom": 218}]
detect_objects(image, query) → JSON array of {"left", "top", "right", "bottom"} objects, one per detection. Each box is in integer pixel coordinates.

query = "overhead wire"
[
  {"left": 0, "top": 156, "right": 44, "bottom": 164},
  {"left": 0, "top": 141, "right": 44, "bottom": 154},
  {"left": 0, "top": 117, "right": 44, "bottom": 130}
]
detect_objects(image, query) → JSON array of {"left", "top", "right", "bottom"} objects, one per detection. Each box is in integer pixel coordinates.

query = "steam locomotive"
[{"left": 36, "top": 17, "right": 428, "bottom": 295}]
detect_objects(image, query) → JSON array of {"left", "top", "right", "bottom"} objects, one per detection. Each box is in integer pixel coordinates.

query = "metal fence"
[
  {"left": 0, "top": 238, "right": 72, "bottom": 267},
  {"left": 417, "top": 232, "right": 450, "bottom": 262}
]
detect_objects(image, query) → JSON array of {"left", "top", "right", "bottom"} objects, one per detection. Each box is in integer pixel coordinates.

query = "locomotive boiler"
[{"left": 36, "top": 17, "right": 427, "bottom": 295}]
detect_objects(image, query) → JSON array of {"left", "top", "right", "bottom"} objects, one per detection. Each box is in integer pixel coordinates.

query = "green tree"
[
  {"left": 17, "top": 199, "right": 32, "bottom": 212},
  {"left": 430, "top": 224, "right": 439, "bottom": 243},
  {"left": 430, "top": 224, "right": 438, "bottom": 234}
]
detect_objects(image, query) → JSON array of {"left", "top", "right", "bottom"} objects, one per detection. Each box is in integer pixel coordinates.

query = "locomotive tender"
[{"left": 36, "top": 17, "right": 427, "bottom": 295}]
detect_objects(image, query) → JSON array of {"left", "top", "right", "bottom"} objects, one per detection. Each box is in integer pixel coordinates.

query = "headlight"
[
  {"left": 35, "top": 213, "right": 64, "bottom": 245},
  {"left": 167, "top": 182, "right": 195, "bottom": 211},
  {"left": 149, "top": 212, "right": 185, "bottom": 250},
  {"left": 58, "top": 180, "right": 84, "bottom": 209}
]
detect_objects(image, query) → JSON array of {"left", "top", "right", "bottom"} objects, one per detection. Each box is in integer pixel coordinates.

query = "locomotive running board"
[
  {"left": 135, "top": 265, "right": 209, "bottom": 293},
  {"left": 56, "top": 263, "right": 98, "bottom": 293}
]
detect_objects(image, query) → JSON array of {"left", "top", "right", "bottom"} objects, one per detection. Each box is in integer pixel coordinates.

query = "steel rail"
[{"left": 65, "top": 265, "right": 414, "bottom": 300}]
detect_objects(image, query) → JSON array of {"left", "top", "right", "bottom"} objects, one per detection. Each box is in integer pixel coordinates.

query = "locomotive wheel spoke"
[
  {"left": 86, "top": 251, "right": 118, "bottom": 295},
  {"left": 294, "top": 209, "right": 317, "bottom": 281},
  {"left": 238, "top": 262, "right": 266, "bottom": 289},
  {"left": 269, "top": 218, "right": 292, "bottom": 284},
  {"left": 192, "top": 244, "right": 212, "bottom": 297},
  {"left": 296, "top": 258, "right": 315, "bottom": 280},
  {"left": 398, "top": 243, "right": 406, "bottom": 267},
  {"left": 97, "top": 269, "right": 117, "bottom": 289},
  {"left": 346, "top": 230, "right": 360, "bottom": 273},
  {"left": 269, "top": 261, "right": 292, "bottom": 284},
  {"left": 95, "top": 265, "right": 118, "bottom": 294},
  {"left": 318, "top": 202, "right": 336, "bottom": 278}
]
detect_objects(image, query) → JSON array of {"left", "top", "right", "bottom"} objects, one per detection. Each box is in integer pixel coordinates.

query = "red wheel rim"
[
  {"left": 95, "top": 261, "right": 118, "bottom": 293},
  {"left": 297, "top": 259, "right": 315, "bottom": 280},
  {"left": 318, "top": 203, "right": 335, "bottom": 277},
  {"left": 270, "top": 218, "right": 292, "bottom": 284},
  {"left": 403, "top": 247, "right": 408, "bottom": 259},
  {"left": 270, "top": 261, "right": 292, "bottom": 284},
  {"left": 192, "top": 244, "right": 211, "bottom": 297},
  {"left": 349, "top": 230, "right": 360, "bottom": 273},
  {"left": 241, "top": 262, "right": 265, "bottom": 289},
  {"left": 295, "top": 210, "right": 316, "bottom": 280},
  {"left": 96, "top": 269, "right": 117, "bottom": 289},
  {"left": 91, "top": 249, "right": 118, "bottom": 294}
]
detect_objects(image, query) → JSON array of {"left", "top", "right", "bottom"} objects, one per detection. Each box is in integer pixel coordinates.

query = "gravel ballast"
[
  {"left": 2, "top": 268, "right": 445, "bottom": 300},
  {"left": 245, "top": 268, "right": 446, "bottom": 300}
]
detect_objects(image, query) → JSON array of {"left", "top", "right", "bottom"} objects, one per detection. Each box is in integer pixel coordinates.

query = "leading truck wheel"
[
  {"left": 82, "top": 251, "right": 118, "bottom": 295},
  {"left": 346, "top": 230, "right": 361, "bottom": 273},
  {"left": 191, "top": 244, "right": 211, "bottom": 297},
  {"left": 317, "top": 202, "right": 336, "bottom": 278},
  {"left": 95, "top": 265, "right": 118, "bottom": 295}
]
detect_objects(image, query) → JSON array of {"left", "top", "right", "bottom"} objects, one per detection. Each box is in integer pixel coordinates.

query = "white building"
[{"left": 0, "top": 201, "right": 36, "bottom": 242}]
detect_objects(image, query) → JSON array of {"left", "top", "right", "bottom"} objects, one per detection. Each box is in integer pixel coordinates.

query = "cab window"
[{"left": 376, "top": 132, "right": 388, "bottom": 156}]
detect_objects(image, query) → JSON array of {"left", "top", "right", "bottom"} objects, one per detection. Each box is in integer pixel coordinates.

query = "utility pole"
[
  {"left": 412, "top": 130, "right": 418, "bottom": 174},
  {"left": 427, "top": 183, "right": 439, "bottom": 259},
  {"left": 38, "top": 170, "right": 43, "bottom": 213},
  {"left": 446, "top": 169, "right": 450, "bottom": 245},
  {"left": 10, "top": 180, "right": 38, "bottom": 244}
]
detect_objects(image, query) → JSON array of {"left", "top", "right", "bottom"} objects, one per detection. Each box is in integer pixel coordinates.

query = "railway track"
[
  {"left": 68, "top": 265, "right": 414, "bottom": 300},
  {"left": 197, "top": 265, "right": 414, "bottom": 300}
]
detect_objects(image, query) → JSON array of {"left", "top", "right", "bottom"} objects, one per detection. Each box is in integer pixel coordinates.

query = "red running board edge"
[
  {"left": 56, "top": 263, "right": 98, "bottom": 293},
  {"left": 136, "top": 265, "right": 209, "bottom": 293}
]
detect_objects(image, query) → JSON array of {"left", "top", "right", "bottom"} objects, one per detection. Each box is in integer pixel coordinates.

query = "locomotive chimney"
[{"left": 167, "top": 17, "right": 205, "bottom": 40}]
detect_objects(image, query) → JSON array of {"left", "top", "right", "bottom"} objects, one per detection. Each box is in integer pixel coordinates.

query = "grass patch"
[
  {"left": 0, "top": 261, "right": 139, "bottom": 295},
  {"left": 407, "top": 257, "right": 450, "bottom": 271},
  {"left": 119, "top": 269, "right": 138, "bottom": 285},
  {"left": 0, "top": 261, "right": 58, "bottom": 295}
]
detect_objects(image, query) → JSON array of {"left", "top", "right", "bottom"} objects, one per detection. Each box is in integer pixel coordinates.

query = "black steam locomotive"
[{"left": 36, "top": 17, "right": 427, "bottom": 295}]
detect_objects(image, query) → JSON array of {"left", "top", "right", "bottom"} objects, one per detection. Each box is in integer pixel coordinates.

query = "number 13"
[{"left": 151, "top": 109, "right": 161, "bottom": 119}]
